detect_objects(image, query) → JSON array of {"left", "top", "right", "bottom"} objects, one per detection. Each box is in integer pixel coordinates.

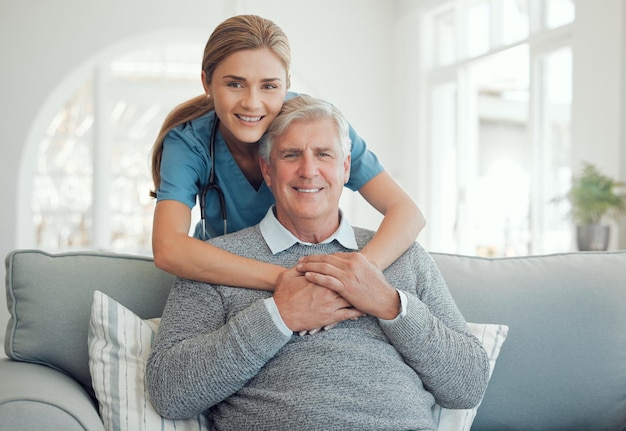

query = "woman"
[{"left": 150, "top": 14, "right": 425, "bottom": 291}]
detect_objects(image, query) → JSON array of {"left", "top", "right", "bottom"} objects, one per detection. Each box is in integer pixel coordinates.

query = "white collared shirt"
[
  {"left": 259, "top": 207, "right": 407, "bottom": 336},
  {"left": 259, "top": 207, "right": 358, "bottom": 254}
]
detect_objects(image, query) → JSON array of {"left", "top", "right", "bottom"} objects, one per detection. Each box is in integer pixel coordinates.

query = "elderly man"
[{"left": 147, "top": 95, "right": 489, "bottom": 430}]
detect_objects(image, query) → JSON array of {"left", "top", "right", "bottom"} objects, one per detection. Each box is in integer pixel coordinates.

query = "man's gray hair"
[{"left": 259, "top": 95, "right": 351, "bottom": 161}]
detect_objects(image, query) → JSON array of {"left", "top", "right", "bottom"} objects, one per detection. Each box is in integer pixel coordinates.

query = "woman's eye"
[
  {"left": 263, "top": 83, "right": 278, "bottom": 90},
  {"left": 227, "top": 82, "right": 243, "bottom": 88}
]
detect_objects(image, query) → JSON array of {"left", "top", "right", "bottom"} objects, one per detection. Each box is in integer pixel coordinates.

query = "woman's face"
[{"left": 205, "top": 48, "right": 288, "bottom": 147}]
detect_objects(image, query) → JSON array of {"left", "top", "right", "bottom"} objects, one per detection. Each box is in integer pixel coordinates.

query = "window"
[
  {"left": 31, "top": 42, "right": 202, "bottom": 255},
  {"left": 423, "top": 0, "right": 574, "bottom": 256},
  {"left": 33, "top": 82, "right": 95, "bottom": 250}
]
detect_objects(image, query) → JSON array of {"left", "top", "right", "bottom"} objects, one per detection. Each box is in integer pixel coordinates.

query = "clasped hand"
[{"left": 273, "top": 252, "right": 401, "bottom": 334}]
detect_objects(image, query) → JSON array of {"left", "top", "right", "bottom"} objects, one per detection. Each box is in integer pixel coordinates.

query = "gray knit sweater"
[{"left": 147, "top": 225, "right": 489, "bottom": 431}]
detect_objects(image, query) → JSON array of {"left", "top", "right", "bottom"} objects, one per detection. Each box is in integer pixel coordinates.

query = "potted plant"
[{"left": 560, "top": 162, "right": 626, "bottom": 251}]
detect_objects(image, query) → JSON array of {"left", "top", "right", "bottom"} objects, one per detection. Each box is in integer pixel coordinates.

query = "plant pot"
[{"left": 576, "top": 224, "right": 610, "bottom": 251}]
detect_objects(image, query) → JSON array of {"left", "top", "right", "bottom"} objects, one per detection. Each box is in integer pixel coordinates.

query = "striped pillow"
[
  {"left": 88, "top": 290, "right": 209, "bottom": 431},
  {"left": 434, "top": 322, "right": 509, "bottom": 431}
]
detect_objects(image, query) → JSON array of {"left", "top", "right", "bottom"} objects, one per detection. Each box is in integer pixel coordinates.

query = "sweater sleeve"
[
  {"left": 379, "top": 245, "right": 491, "bottom": 409},
  {"left": 146, "top": 278, "right": 291, "bottom": 419}
]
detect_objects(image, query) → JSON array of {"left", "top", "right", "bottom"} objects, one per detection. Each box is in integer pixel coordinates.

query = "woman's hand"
[
  {"left": 274, "top": 267, "right": 363, "bottom": 334},
  {"left": 297, "top": 252, "right": 401, "bottom": 320}
]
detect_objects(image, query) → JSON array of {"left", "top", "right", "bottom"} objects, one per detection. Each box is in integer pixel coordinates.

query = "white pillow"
[
  {"left": 88, "top": 290, "right": 210, "bottom": 431},
  {"left": 88, "top": 290, "right": 507, "bottom": 431},
  {"left": 433, "top": 322, "right": 509, "bottom": 431}
]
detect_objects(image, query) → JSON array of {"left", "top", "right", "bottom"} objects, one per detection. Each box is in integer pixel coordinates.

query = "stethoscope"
[{"left": 199, "top": 117, "right": 227, "bottom": 240}]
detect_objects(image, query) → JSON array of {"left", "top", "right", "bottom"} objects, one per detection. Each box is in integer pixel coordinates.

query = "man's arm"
[
  {"left": 295, "top": 249, "right": 490, "bottom": 409},
  {"left": 146, "top": 270, "right": 365, "bottom": 420},
  {"left": 380, "top": 294, "right": 490, "bottom": 409},
  {"left": 146, "top": 279, "right": 290, "bottom": 419}
]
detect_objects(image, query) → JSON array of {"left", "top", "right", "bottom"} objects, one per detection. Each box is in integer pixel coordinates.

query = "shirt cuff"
[
  {"left": 264, "top": 297, "right": 293, "bottom": 337},
  {"left": 378, "top": 290, "right": 408, "bottom": 324}
]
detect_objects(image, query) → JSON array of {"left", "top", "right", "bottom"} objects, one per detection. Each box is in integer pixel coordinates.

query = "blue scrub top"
[{"left": 157, "top": 94, "right": 384, "bottom": 239}]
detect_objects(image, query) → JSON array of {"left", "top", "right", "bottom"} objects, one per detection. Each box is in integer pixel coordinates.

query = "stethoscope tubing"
[{"left": 199, "top": 117, "right": 227, "bottom": 240}]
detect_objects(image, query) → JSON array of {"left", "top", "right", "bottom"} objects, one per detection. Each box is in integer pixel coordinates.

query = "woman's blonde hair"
[{"left": 149, "top": 15, "right": 291, "bottom": 197}]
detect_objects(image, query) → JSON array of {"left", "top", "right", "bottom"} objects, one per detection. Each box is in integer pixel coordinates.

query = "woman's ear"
[{"left": 201, "top": 70, "right": 211, "bottom": 95}]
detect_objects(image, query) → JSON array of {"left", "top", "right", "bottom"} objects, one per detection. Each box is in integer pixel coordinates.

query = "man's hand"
[
  {"left": 273, "top": 267, "right": 364, "bottom": 332},
  {"left": 297, "top": 252, "right": 401, "bottom": 320}
]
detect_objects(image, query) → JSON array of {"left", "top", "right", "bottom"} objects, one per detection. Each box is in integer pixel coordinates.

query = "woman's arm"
[
  {"left": 355, "top": 170, "right": 425, "bottom": 270},
  {"left": 297, "top": 170, "right": 424, "bottom": 293},
  {"left": 152, "top": 200, "right": 284, "bottom": 290}
]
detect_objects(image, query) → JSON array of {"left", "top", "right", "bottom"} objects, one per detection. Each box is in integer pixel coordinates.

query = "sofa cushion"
[
  {"left": 0, "top": 358, "right": 105, "bottom": 431},
  {"left": 432, "top": 250, "right": 626, "bottom": 431},
  {"left": 4, "top": 249, "right": 175, "bottom": 399}
]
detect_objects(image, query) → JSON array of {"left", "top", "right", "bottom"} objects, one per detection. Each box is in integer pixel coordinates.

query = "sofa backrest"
[
  {"left": 5, "top": 248, "right": 626, "bottom": 430},
  {"left": 432, "top": 250, "right": 626, "bottom": 431},
  {"left": 4, "top": 249, "right": 175, "bottom": 399}
]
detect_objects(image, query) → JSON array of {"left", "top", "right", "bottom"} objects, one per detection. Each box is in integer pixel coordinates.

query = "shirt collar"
[{"left": 259, "top": 206, "right": 358, "bottom": 255}]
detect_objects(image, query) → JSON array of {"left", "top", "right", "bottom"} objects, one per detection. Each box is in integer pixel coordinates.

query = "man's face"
[{"left": 260, "top": 118, "right": 350, "bottom": 241}]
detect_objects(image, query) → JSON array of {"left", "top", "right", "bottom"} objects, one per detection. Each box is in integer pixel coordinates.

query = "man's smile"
[{"left": 295, "top": 187, "right": 322, "bottom": 193}]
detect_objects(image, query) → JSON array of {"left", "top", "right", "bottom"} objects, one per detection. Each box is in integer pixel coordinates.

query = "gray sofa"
[{"left": 2, "top": 248, "right": 626, "bottom": 430}]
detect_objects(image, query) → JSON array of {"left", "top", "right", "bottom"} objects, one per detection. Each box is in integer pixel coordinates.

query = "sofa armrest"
[{"left": 0, "top": 358, "right": 104, "bottom": 431}]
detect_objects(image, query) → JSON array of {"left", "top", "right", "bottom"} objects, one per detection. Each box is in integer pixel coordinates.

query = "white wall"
[
  {"left": 570, "top": 0, "right": 625, "bottom": 250},
  {"left": 0, "top": 0, "right": 393, "bottom": 353}
]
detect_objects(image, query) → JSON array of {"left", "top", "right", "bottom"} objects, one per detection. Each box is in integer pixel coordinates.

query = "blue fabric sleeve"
[
  {"left": 345, "top": 124, "right": 385, "bottom": 191},
  {"left": 156, "top": 116, "right": 213, "bottom": 208}
]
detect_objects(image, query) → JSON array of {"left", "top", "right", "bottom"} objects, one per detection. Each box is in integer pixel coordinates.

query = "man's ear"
[
  {"left": 260, "top": 157, "right": 272, "bottom": 188},
  {"left": 343, "top": 154, "right": 351, "bottom": 184}
]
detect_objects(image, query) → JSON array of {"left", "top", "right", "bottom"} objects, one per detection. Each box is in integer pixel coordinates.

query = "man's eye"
[
  {"left": 263, "top": 84, "right": 278, "bottom": 90},
  {"left": 227, "top": 82, "right": 243, "bottom": 88}
]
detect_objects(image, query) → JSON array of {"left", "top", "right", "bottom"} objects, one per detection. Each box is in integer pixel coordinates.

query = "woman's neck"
[{"left": 220, "top": 126, "right": 264, "bottom": 190}]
